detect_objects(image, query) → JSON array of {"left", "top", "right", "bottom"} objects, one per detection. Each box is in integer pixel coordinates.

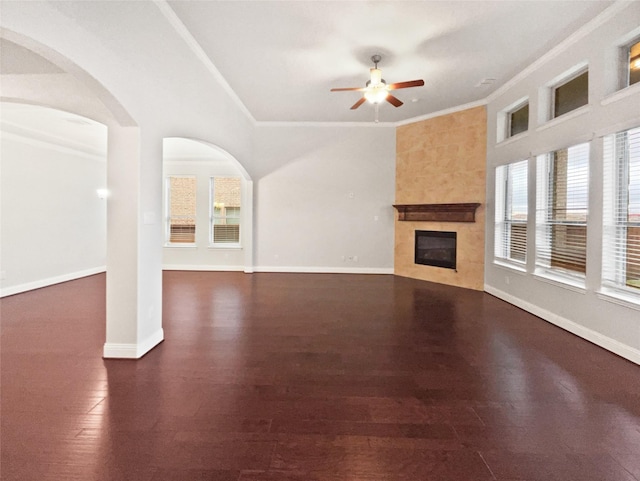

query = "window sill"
[
  {"left": 533, "top": 269, "right": 586, "bottom": 293},
  {"left": 493, "top": 259, "right": 527, "bottom": 273},
  {"left": 597, "top": 288, "right": 640, "bottom": 311},
  {"left": 208, "top": 244, "right": 243, "bottom": 250},
  {"left": 536, "top": 105, "right": 590, "bottom": 132},
  {"left": 496, "top": 130, "right": 530, "bottom": 148},
  {"left": 601, "top": 82, "right": 640, "bottom": 106},
  {"left": 164, "top": 243, "right": 197, "bottom": 248}
]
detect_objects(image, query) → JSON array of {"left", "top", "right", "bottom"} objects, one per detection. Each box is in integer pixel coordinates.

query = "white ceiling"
[
  {"left": 0, "top": 2, "right": 616, "bottom": 126},
  {"left": 167, "top": 0, "right": 614, "bottom": 123}
]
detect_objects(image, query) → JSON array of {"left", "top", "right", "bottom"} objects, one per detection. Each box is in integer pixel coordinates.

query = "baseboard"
[
  {"left": 103, "top": 328, "right": 164, "bottom": 359},
  {"left": 162, "top": 264, "right": 244, "bottom": 272},
  {"left": 252, "top": 266, "right": 395, "bottom": 275},
  {"left": 0, "top": 266, "right": 106, "bottom": 298},
  {"left": 162, "top": 265, "right": 393, "bottom": 275},
  {"left": 485, "top": 284, "right": 640, "bottom": 366}
]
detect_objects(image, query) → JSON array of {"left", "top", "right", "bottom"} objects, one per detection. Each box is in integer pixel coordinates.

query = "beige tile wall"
[{"left": 395, "top": 106, "right": 487, "bottom": 290}]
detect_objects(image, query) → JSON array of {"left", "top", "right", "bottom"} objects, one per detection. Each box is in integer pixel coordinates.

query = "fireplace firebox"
[{"left": 415, "top": 230, "right": 457, "bottom": 270}]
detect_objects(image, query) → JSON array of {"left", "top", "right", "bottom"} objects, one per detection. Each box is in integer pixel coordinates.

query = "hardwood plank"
[{"left": 1, "top": 272, "right": 639, "bottom": 480}]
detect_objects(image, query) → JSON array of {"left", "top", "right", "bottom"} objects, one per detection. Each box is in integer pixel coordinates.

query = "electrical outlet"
[
  {"left": 353, "top": 256, "right": 358, "bottom": 262},
  {"left": 0, "top": 270, "right": 5, "bottom": 280}
]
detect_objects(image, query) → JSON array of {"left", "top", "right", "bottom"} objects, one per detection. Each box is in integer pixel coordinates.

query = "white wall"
[
  {"left": 253, "top": 124, "right": 396, "bottom": 273},
  {"left": 0, "top": 108, "right": 107, "bottom": 296},
  {"left": 484, "top": 2, "right": 640, "bottom": 364}
]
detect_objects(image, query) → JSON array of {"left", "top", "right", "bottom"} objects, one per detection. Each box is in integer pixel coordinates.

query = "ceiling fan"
[{"left": 331, "top": 54, "right": 424, "bottom": 119}]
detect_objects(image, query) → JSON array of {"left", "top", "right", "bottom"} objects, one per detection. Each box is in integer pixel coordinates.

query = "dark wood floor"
[{"left": 1, "top": 272, "right": 639, "bottom": 480}]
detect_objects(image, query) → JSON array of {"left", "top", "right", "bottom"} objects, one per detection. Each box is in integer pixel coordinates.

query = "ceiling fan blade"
[
  {"left": 388, "top": 79, "right": 424, "bottom": 90},
  {"left": 331, "top": 87, "right": 366, "bottom": 92},
  {"left": 350, "top": 97, "right": 367, "bottom": 110},
  {"left": 386, "top": 94, "right": 403, "bottom": 107}
]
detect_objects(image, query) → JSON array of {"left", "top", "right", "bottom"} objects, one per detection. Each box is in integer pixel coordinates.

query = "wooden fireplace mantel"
[{"left": 393, "top": 203, "right": 481, "bottom": 222}]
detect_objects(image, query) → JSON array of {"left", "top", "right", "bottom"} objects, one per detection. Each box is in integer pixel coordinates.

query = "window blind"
[
  {"left": 167, "top": 176, "right": 197, "bottom": 243},
  {"left": 495, "top": 160, "right": 528, "bottom": 263},
  {"left": 536, "top": 143, "right": 589, "bottom": 276},
  {"left": 602, "top": 126, "right": 640, "bottom": 292},
  {"left": 210, "top": 177, "right": 241, "bottom": 244}
]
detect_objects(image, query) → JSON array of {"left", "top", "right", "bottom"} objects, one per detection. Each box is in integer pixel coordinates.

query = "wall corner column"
[{"left": 104, "top": 124, "right": 164, "bottom": 359}]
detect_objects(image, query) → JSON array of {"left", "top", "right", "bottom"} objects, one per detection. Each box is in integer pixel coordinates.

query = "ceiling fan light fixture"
[
  {"left": 330, "top": 54, "right": 423, "bottom": 115},
  {"left": 364, "top": 85, "right": 389, "bottom": 104}
]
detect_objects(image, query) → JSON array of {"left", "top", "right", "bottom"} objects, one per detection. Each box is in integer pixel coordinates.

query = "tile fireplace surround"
[{"left": 394, "top": 105, "right": 487, "bottom": 291}]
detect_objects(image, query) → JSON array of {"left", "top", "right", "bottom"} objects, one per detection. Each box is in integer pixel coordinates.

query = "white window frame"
[
  {"left": 209, "top": 176, "right": 242, "bottom": 248},
  {"left": 496, "top": 97, "right": 528, "bottom": 144},
  {"left": 535, "top": 143, "right": 590, "bottom": 288},
  {"left": 494, "top": 160, "right": 528, "bottom": 268},
  {"left": 507, "top": 102, "right": 529, "bottom": 139},
  {"left": 551, "top": 68, "right": 589, "bottom": 120},
  {"left": 624, "top": 37, "right": 640, "bottom": 88},
  {"left": 601, "top": 126, "right": 640, "bottom": 304},
  {"left": 164, "top": 175, "right": 197, "bottom": 247}
]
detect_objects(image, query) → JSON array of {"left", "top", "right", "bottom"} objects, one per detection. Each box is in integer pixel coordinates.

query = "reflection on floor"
[{"left": 2, "top": 271, "right": 639, "bottom": 480}]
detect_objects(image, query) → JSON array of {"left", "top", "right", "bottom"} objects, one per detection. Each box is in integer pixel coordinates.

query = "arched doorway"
[
  {"left": 162, "top": 137, "right": 254, "bottom": 273},
  {"left": 1, "top": 32, "right": 164, "bottom": 359}
]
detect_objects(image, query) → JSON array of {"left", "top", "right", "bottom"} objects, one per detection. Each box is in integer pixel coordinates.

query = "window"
[
  {"left": 166, "top": 176, "right": 197, "bottom": 244},
  {"left": 553, "top": 70, "right": 588, "bottom": 118},
  {"left": 627, "top": 39, "right": 640, "bottom": 87},
  {"left": 508, "top": 103, "right": 529, "bottom": 138},
  {"left": 495, "top": 160, "right": 528, "bottom": 264},
  {"left": 536, "top": 143, "right": 590, "bottom": 279},
  {"left": 210, "top": 177, "right": 241, "bottom": 245},
  {"left": 602, "top": 126, "right": 640, "bottom": 294}
]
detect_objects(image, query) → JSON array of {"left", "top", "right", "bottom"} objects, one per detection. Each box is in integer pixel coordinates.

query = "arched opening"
[
  {"left": 0, "top": 34, "right": 117, "bottom": 296},
  {"left": 162, "top": 137, "right": 254, "bottom": 273},
  {"left": 1, "top": 32, "right": 163, "bottom": 359}
]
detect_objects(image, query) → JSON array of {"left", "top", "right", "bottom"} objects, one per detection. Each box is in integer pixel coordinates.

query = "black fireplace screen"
[{"left": 415, "top": 230, "right": 457, "bottom": 269}]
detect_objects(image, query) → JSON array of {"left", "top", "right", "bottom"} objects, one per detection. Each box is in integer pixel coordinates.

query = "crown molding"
[
  {"left": 0, "top": 120, "right": 106, "bottom": 160},
  {"left": 394, "top": 100, "right": 487, "bottom": 127},
  {"left": 255, "top": 120, "right": 394, "bottom": 128},
  {"left": 256, "top": 101, "right": 489, "bottom": 128},
  {"left": 157, "top": 0, "right": 630, "bottom": 129},
  {"left": 155, "top": 0, "right": 256, "bottom": 124},
  {"left": 486, "top": 0, "right": 632, "bottom": 105}
]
